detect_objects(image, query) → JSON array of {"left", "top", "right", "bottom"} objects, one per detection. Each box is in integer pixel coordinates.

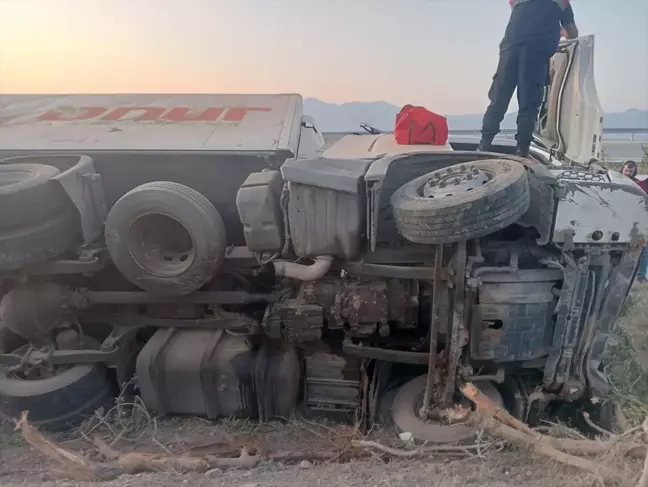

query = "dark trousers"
[{"left": 481, "top": 45, "right": 551, "bottom": 148}]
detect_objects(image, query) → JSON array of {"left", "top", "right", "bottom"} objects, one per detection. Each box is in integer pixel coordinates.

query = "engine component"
[
  {"left": 281, "top": 157, "right": 373, "bottom": 259},
  {"left": 266, "top": 278, "right": 415, "bottom": 342},
  {"left": 388, "top": 375, "right": 504, "bottom": 443},
  {"left": 0, "top": 336, "right": 114, "bottom": 432},
  {"left": 298, "top": 278, "right": 418, "bottom": 336},
  {"left": 0, "top": 163, "right": 69, "bottom": 230},
  {"left": 273, "top": 255, "right": 333, "bottom": 281},
  {"left": 136, "top": 328, "right": 301, "bottom": 420},
  {"left": 302, "top": 344, "right": 361, "bottom": 418},
  {"left": 338, "top": 280, "right": 389, "bottom": 337},
  {"left": 105, "top": 182, "right": 227, "bottom": 295},
  {"left": 390, "top": 159, "right": 530, "bottom": 244},
  {"left": 275, "top": 299, "right": 324, "bottom": 343},
  {"left": 386, "top": 279, "right": 419, "bottom": 329},
  {"left": 0, "top": 282, "right": 70, "bottom": 340},
  {"left": 236, "top": 170, "right": 284, "bottom": 253},
  {"left": 471, "top": 270, "right": 559, "bottom": 363}
]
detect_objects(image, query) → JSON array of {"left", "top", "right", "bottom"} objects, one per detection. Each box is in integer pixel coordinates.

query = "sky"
[{"left": 0, "top": 0, "right": 646, "bottom": 115}]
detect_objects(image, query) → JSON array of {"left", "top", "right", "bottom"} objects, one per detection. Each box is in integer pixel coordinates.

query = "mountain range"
[{"left": 303, "top": 98, "right": 648, "bottom": 132}]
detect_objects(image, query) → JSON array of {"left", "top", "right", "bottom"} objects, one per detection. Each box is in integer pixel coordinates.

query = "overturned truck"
[{"left": 1, "top": 37, "right": 647, "bottom": 441}]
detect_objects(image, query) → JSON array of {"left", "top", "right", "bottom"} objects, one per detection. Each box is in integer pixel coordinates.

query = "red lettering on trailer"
[
  {"left": 38, "top": 106, "right": 106, "bottom": 121},
  {"left": 101, "top": 107, "right": 166, "bottom": 121},
  {"left": 161, "top": 107, "right": 224, "bottom": 121},
  {"left": 222, "top": 107, "right": 272, "bottom": 122},
  {"left": 37, "top": 106, "right": 272, "bottom": 122}
]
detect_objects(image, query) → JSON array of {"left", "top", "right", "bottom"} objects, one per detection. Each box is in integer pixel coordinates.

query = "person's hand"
[{"left": 560, "top": 27, "right": 568, "bottom": 38}]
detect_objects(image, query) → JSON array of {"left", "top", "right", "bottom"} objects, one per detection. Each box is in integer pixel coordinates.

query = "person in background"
[
  {"left": 622, "top": 160, "right": 648, "bottom": 283},
  {"left": 622, "top": 160, "right": 648, "bottom": 192},
  {"left": 478, "top": 0, "right": 578, "bottom": 157}
]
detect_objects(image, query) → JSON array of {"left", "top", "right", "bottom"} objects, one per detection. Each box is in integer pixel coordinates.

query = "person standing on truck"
[
  {"left": 477, "top": 0, "right": 579, "bottom": 157},
  {"left": 622, "top": 160, "right": 648, "bottom": 283}
]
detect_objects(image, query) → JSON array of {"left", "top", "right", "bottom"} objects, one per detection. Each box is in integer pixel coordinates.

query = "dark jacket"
[{"left": 501, "top": 0, "right": 575, "bottom": 55}]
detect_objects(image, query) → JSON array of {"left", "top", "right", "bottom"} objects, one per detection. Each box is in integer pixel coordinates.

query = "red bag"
[{"left": 394, "top": 105, "right": 449, "bottom": 145}]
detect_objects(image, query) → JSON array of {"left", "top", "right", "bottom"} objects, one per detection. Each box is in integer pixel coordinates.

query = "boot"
[
  {"left": 477, "top": 137, "right": 493, "bottom": 152},
  {"left": 515, "top": 142, "right": 530, "bottom": 158}
]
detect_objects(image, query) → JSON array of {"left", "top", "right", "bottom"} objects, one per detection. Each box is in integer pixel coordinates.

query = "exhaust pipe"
[{"left": 272, "top": 256, "right": 333, "bottom": 281}]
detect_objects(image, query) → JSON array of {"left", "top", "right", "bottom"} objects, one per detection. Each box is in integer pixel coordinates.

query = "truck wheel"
[
  {"left": 390, "top": 375, "right": 504, "bottom": 443},
  {"left": 105, "top": 182, "right": 227, "bottom": 295},
  {"left": 0, "top": 164, "right": 68, "bottom": 230},
  {"left": 0, "top": 337, "right": 114, "bottom": 433},
  {"left": 391, "top": 159, "right": 530, "bottom": 244},
  {"left": 0, "top": 209, "right": 80, "bottom": 272}
]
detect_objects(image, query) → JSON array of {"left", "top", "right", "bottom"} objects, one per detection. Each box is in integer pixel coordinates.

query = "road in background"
[{"left": 322, "top": 130, "right": 648, "bottom": 162}]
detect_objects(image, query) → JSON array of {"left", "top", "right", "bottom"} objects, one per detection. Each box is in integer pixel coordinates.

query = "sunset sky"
[{"left": 1, "top": 0, "right": 646, "bottom": 115}]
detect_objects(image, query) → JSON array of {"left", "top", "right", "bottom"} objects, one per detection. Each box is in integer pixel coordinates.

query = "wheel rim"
[
  {"left": 127, "top": 213, "right": 196, "bottom": 277},
  {"left": 421, "top": 164, "right": 491, "bottom": 199}
]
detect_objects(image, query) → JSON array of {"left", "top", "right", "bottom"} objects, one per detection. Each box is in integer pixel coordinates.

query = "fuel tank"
[{"left": 136, "top": 328, "right": 300, "bottom": 420}]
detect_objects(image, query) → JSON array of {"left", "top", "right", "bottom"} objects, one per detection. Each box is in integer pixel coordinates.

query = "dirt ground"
[
  {"left": 2, "top": 286, "right": 648, "bottom": 487},
  {"left": 0, "top": 423, "right": 614, "bottom": 487}
]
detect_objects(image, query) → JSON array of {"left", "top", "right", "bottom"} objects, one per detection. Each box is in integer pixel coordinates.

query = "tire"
[
  {"left": 105, "top": 182, "right": 227, "bottom": 295},
  {"left": 390, "top": 375, "right": 503, "bottom": 443},
  {"left": 391, "top": 159, "right": 530, "bottom": 244},
  {"left": 0, "top": 338, "right": 114, "bottom": 433},
  {"left": 377, "top": 386, "right": 399, "bottom": 429},
  {"left": 0, "top": 164, "right": 68, "bottom": 230},
  {"left": 0, "top": 209, "right": 80, "bottom": 272}
]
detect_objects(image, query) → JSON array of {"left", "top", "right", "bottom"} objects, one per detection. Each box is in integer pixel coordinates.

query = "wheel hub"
[
  {"left": 422, "top": 164, "right": 490, "bottom": 198},
  {"left": 127, "top": 213, "right": 196, "bottom": 277},
  {"left": 6, "top": 343, "right": 58, "bottom": 380}
]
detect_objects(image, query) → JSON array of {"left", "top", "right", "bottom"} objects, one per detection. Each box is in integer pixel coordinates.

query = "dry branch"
[
  {"left": 269, "top": 450, "right": 343, "bottom": 463},
  {"left": 92, "top": 435, "right": 213, "bottom": 474},
  {"left": 117, "top": 452, "right": 210, "bottom": 474},
  {"left": 15, "top": 411, "right": 97, "bottom": 481},
  {"left": 16, "top": 411, "right": 260, "bottom": 481},
  {"left": 92, "top": 439, "right": 259, "bottom": 475},
  {"left": 461, "top": 383, "right": 632, "bottom": 485},
  {"left": 207, "top": 448, "right": 259, "bottom": 470},
  {"left": 92, "top": 435, "right": 120, "bottom": 460},
  {"left": 583, "top": 411, "right": 614, "bottom": 438},
  {"left": 351, "top": 440, "right": 479, "bottom": 458},
  {"left": 461, "top": 382, "right": 537, "bottom": 435},
  {"left": 472, "top": 414, "right": 627, "bottom": 483},
  {"left": 462, "top": 383, "right": 645, "bottom": 457}
]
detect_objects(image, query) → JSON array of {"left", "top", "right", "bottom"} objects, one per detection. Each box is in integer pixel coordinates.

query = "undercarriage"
[{"left": 0, "top": 146, "right": 644, "bottom": 440}]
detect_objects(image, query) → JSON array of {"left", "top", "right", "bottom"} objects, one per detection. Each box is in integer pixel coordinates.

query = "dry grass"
[{"left": 606, "top": 285, "right": 648, "bottom": 425}]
